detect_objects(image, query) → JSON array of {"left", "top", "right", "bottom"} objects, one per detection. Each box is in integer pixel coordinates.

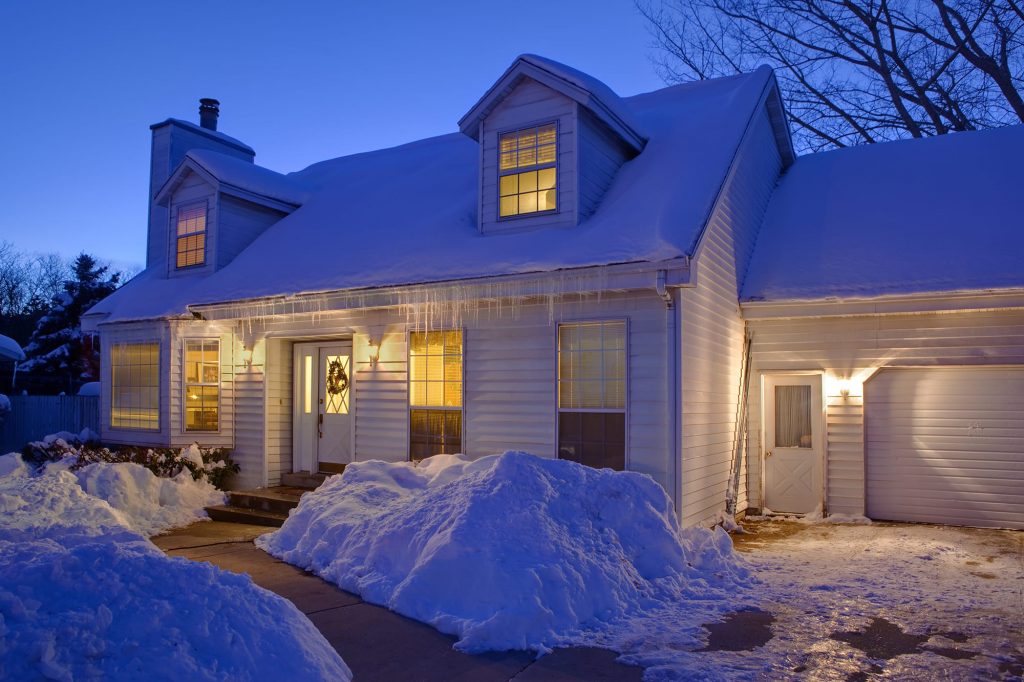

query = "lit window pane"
[
  {"left": 517, "top": 147, "right": 537, "bottom": 167},
  {"left": 537, "top": 144, "right": 556, "bottom": 164},
  {"left": 519, "top": 192, "right": 538, "bottom": 213},
  {"left": 500, "top": 196, "right": 518, "bottom": 217},
  {"left": 175, "top": 203, "right": 207, "bottom": 268},
  {"left": 499, "top": 133, "right": 517, "bottom": 152},
  {"left": 499, "top": 174, "right": 518, "bottom": 196},
  {"left": 539, "top": 189, "right": 556, "bottom": 211},
  {"left": 519, "top": 171, "right": 537, "bottom": 193},
  {"left": 517, "top": 128, "right": 537, "bottom": 148},
  {"left": 184, "top": 339, "right": 219, "bottom": 431},
  {"left": 500, "top": 152, "right": 517, "bottom": 171},
  {"left": 537, "top": 167, "right": 556, "bottom": 190},
  {"left": 537, "top": 124, "right": 556, "bottom": 145}
]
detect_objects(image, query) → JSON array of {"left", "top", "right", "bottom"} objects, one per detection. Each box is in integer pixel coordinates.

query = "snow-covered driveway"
[{"left": 666, "top": 520, "right": 1024, "bottom": 681}]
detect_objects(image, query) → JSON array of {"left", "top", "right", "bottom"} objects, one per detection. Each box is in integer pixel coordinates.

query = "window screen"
[
  {"left": 409, "top": 330, "right": 462, "bottom": 460},
  {"left": 111, "top": 343, "right": 160, "bottom": 430},
  {"left": 557, "top": 321, "right": 626, "bottom": 470}
]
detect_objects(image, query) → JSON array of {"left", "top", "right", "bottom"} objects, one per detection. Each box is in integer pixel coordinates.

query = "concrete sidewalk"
[{"left": 153, "top": 522, "right": 644, "bottom": 682}]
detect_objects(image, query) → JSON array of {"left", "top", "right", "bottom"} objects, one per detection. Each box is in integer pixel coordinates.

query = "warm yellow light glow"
[
  {"left": 367, "top": 338, "right": 381, "bottom": 366},
  {"left": 242, "top": 346, "right": 254, "bottom": 367},
  {"left": 303, "top": 355, "right": 312, "bottom": 414}
]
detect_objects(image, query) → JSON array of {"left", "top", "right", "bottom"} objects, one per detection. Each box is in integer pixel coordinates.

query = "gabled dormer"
[
  {"left": 459, "top": 55, "right": 646, "bottom": 235},
  {"left": 154, "top": 149, "right": 307, "bottom": 278}
]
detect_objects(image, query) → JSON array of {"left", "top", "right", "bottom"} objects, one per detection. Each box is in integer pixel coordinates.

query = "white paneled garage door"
[{"left": 865, "top": 367, "right": 1024, "bottom": 529}]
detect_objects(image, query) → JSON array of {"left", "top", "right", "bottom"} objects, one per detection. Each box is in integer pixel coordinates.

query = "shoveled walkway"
[{"left": 153, "top": 522, "right": 643, "bottom": 682}]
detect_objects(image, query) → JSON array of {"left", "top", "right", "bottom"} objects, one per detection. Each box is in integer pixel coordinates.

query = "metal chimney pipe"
[{"left": 199, "top": 98, "right": 220, "bottom": 131}]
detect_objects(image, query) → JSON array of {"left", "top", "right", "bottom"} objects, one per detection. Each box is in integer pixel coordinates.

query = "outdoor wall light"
[
  {"left": 837, "top": 379, "right": 852, "bottom": 397},
  {"left": 367, "top": 338, "right": 381, "bottom": 367},
  {"left": 242, "top": 345, "right": 254, "bottom": 368}
]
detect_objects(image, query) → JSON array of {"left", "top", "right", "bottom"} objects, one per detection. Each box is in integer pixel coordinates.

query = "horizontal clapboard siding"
[
  {"left": 680, "top": 105, "right": 783, "bottom": 528},
  {"left": 746, "top": 308, "right": 1024, "bottom": 517},
  {"left": 865, "top": 367, "right": 1024, "bottom": 529}
]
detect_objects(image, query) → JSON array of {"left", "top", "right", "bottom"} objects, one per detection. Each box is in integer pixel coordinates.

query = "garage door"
[{"left": 865, "top": 367, "right": 1024, "bottom": 529}]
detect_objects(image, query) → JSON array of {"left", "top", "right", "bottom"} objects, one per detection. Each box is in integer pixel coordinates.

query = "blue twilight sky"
[{"left": 0, "top": 0, "right": 665, "bottom": 271}]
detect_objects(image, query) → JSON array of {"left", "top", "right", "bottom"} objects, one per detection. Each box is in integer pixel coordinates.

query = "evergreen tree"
[{"left": 20, "top": 254, "right": 119, "bottom": 390}]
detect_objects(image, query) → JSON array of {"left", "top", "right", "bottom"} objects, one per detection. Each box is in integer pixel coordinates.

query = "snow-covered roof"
[
  {"left": 91, "top": 64, "right": 781, "bottom": 323},
  {"left": 159, "top": 149, "right": 310, "bottom": 207},
  {"left": 149, "top": 118, "right": 255, "bottom": 156},
  {"left": 459, "top": 54, "right": 647, "bottom": 152},
  {"left": 742, "top": 124, "right": 1024, "bottom": 301}
]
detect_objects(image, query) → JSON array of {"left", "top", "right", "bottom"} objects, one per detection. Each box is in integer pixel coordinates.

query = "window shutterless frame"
[
  {"left": 109, "top": 341, "right": 161, "bottom": 432},
  {"left": 181, "top": 337, "right": 221, "bottom": 434},
  {"left": 554, "top": 318, "right": 630, "bottom": 470},
  {"left": 496, "top": 120, "right": 559, "bottom": 222},
  {"left": 174, "top": 200, "right": 209, "bottom": 269},
  {"left": 405, "top": 328, "right": 466, "bottom": 461}
]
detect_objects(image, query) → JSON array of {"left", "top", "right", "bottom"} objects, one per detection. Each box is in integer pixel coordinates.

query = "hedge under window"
[
  {"left": 184, "top": 339, "right": 219, "bottom": 432},
  {"left": 409, "top": 330, "right": 462, "bottom": 460},
  {"left": 110, "top": 342, "right": 160, "bottom": 430},
  {"left": 557, "top": 321, "right": 626, "bottom": 470}
]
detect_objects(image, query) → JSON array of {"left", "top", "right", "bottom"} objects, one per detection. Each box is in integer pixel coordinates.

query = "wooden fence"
[{"left": 0, "top": 395, "right": 100, "bottom": 454}]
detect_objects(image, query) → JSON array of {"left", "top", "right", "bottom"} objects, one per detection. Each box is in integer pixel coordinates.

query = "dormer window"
[
  {"left": 498, "top": 123, "right": 557, "bottom": 218},
  {"left": 176, "top": 203, "right": 207, "bottom": 268}
]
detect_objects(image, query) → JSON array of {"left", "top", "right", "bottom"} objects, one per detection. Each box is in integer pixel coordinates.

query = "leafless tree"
[
  {"left": 0, "top": 242, "right": 70, "bottom": 317},
  {"left": 638, "top": 0, "right": 1024, "bottom": 152}
]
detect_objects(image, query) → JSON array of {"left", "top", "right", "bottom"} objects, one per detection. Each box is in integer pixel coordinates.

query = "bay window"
[{"left": 557, "top": 321, "right": 626, "bottom": 470}]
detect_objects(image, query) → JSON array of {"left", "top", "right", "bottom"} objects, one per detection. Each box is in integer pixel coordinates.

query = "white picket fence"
[{"left": 0, "top": 395, "right": 100, "bottom": 454}]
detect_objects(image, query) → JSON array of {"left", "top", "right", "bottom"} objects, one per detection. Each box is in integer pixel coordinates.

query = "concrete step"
[
  {"left": 205, "top": 505, "right": 288, "bottom": 527},
  {"left": 281, "top": 471, "right": 329, "bottom": 489},
  {"left": 228, "top": 488, "right": 303, "bottom": 515}
]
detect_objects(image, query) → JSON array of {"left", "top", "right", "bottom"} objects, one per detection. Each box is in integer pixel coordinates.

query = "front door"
[
  {"left": 293, "top": 341, "right": 353, "bottom": 473},
  {"left": 763, "top": 374, "right": 823, "bottom": 514}
]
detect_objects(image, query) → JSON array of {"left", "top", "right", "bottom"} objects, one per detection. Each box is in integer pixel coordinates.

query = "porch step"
[
  {"left": 205, "top": 505, "right": 288, "bottom": 527},
  {"left": 281, "top": 471, "right": 329, "bottom": 489},
  {"left": 227, "top": 488, "right": 304, "bottom": 516}
]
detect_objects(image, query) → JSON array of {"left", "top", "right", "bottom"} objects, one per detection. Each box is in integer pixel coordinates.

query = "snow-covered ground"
[
  {"left": 0, "top": 451, "right": 352, "bottom": 681},
  {"left": 259, "top": 452, "right": 1022, "bottom": 681}
]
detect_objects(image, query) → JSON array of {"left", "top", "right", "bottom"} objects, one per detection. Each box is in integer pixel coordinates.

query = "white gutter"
[{"left": 741, "top": 287, "right": 1024, "bottom": 320}]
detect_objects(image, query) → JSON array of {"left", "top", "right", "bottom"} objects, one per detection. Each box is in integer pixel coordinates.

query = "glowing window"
[
  {"left": 110, "top": 343, "right": 160, "bottom": 430},
  {"left": 557, "top": 321, "right": 626, "bottom": 470},
  {"left": 408, "top": 330, "right": 462, "bottom": 460},
  {"left": 498, "top": 123, "right": 557, "bottom": 218},
  {"left": 176, "top": 203, "right": 207, "bottom": 268},
  {"left": 184, "top": 339, "right": 219, "bottom": 431}
]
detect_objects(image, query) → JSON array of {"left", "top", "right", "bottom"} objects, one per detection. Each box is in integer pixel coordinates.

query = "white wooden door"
[
  {"left": 317, "top": 345, "right": 352, "bottom": 467},
  {"left": 763, "top": 374, "right": 823, "bottom": 514},
  {"left": 866, "top": 367, "right": 1024, "bottom": 529}
]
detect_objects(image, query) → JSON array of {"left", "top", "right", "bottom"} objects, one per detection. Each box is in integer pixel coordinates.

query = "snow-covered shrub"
[
  {"left": 20, "top": 433, "right": 239, "bottom": 490},
  {"left": 0, "top": 393, "right": 10, "bottom": 422},
  {"left": 259, "top": 451, "right": 751, "bottom": 653}
]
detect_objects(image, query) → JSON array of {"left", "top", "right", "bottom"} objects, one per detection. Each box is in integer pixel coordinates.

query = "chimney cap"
[{"left": 198, "top": 98, "right": 220, "bottom": 131}]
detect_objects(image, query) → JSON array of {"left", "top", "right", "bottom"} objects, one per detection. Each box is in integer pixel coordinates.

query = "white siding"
[
  {"left": 679, "top": 106, "right": 783, "bottom": 527},
  {"left": 217, "top": 195, "right": 288, "bottom": 268},
  {"left": 745, "top": 308, "right": 1024, "bottom": 516},
  {"left": 480, "top": 78, "right": 577, "bottom": 233},
  {"left": 232, "top": 341, "right": 266, "bottom": 489},
  {"left": 577, "top": 107, "right": 632, "bottom": 219},
  {"left": 227, "top": 290, "right": 673, "bottom": 494}
]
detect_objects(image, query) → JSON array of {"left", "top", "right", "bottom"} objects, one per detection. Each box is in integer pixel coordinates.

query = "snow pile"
[
  {"left": 0, "top": 393, "right": 9, "bottom": 420},
  {"left": 259, "top": 451, "right": 750, "bottom": 653},
  {"left": 74, "top": 461, "right": 225, "bottom": 536},
  {"left": 0, "top": 470, "right": 351, "bottom": 681}
]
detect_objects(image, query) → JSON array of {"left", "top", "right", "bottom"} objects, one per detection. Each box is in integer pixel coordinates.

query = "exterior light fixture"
[
  {"left": 367, "top": 338, "right": 381, "bottom": 367},
  {"left": 242, "top": 345, "right": 254, "bottom": 368},
  {"left": 837, "top": 379, "right": 852, "bottom": 398}
]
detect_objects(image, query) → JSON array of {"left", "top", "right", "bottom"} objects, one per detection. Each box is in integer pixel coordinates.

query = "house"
[{"left": 83, "top": 55, "right": 1024, "bottom": 530}]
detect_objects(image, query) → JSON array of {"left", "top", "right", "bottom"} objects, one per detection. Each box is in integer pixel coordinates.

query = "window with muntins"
[
  {"left": 110, "top": 342, "right": 160, "bottom": 430},
  {"left": 498, "top": 123, "right": 557, "bottom": 218},
  {"left": 176, "top": 203, "right": 207, "bottom": 268},
  {"left": 557, "top": 321, "right": 626, "bottom": 470},
  {"left": 409, "top": 330, "right": 462, "bottom": 460},
  {"left": 184, "top": 339, "right": 219, "bottom": 431}
]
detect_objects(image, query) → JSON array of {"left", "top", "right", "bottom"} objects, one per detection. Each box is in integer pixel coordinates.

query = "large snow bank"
[
  {"left": 74, "top": 461, "right": 225, "bottom": 536},
  {"left": 259, "top": 451, "right": 749, "bottom": 653},
  {"left": 0, "top": 466, "right": 351, "bottom": 681}
]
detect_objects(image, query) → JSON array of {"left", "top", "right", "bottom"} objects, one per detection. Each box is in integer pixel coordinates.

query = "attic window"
[
  {"left": 176, "top": 203, "right": 207, "bottom": 268},
  {"left": 498, "top": 123, "right": 557, "bottom": 218}
]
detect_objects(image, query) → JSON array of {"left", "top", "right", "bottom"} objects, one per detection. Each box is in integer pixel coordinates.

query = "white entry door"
[
  {"left": 293, "top": 341, "right": 353, "bottom": 473},
  {"left": 763, "top": 374, "right": 823, "bottom": 514}
]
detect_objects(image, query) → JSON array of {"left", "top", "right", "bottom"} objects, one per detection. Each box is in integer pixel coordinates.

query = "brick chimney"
[{"left": 199, "top": 98, "right": 220, "bottom": 131}]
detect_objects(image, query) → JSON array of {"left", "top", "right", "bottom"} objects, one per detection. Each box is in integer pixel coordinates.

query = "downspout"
[{"left": 656, "top": 270, "right": 682, "bottom": 518}]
